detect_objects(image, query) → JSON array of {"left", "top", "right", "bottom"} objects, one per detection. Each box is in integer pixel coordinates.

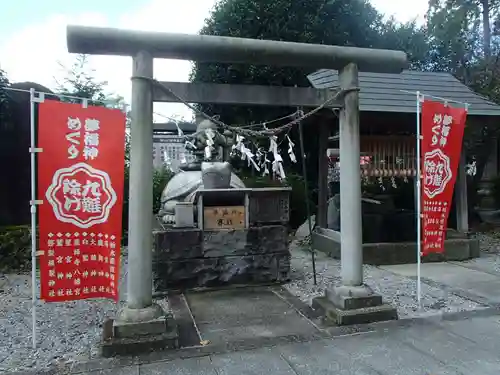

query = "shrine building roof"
[{"left": 307, "top": 69, "right": 500, "bottom": 116}]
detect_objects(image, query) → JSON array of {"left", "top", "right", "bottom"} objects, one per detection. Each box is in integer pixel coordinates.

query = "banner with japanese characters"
[
  {"left": 421, "top": 100, "right": 467, "bottom": 256},
  {"left": 37, "top": 100, "right": 126, "bottom": 302}
]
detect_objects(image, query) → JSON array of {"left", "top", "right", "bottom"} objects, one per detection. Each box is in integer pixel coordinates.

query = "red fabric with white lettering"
[
  {"left": 421, "top": 100, "right": 467, "bottom": 256},
  {"left": 38, "top": 100, "right": 126, "bottom": 302}
]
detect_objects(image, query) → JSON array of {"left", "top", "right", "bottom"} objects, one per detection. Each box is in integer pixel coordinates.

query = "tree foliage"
[
  {"left": 0, "top": 68, "right": 10, "bottom": 127},
  {"left": 191, "top": 0, "right": 429, "bottom": 124},
  {"left": 57, "top": 54, "right": 125, "bottom": 109},
  {"left": 426, "top": 0, "right": 500, "bottom": 215}
]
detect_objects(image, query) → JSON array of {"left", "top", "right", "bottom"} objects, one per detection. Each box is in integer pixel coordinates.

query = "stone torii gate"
[{"left": 66, "top": 25, "right": 407, "bottom": 346}]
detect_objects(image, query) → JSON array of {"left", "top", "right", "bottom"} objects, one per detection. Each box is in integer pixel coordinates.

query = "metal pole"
[
  {"left": 29, "top": 88, "right": 37, "bottom": 349},
  {"left": 416, "top": 91, "right": 422, "bottom": 309},
  {"left": 297, "top": 110, "right": 317, "bottom": 285}
]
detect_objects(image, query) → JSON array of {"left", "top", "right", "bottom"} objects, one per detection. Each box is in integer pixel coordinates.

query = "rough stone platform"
[{"left": 153, "top": 226, "right": 291, "bottom": 291}]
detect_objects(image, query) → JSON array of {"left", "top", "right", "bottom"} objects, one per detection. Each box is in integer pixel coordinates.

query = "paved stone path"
[{"left": 73, "top": 311, "right": 500, "bottom": 374}]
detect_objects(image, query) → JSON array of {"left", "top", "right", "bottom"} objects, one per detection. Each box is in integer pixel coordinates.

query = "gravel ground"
[
  {"left": 0, "top": 260, "right": 126, "bottom": 373},
  {"left": 284, "top": 238, "right": 495, "bottom": 319},
  {"left": 0, "top": 258, "right": 168, "bottom": 374},
  {"left": 2, "top": 233, "right": 500, "bottom": 373}
]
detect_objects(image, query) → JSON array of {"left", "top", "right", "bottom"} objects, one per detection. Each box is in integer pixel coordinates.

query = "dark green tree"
[
  {"left": 191, "top": 0, "right": 430, "bottom": 124},
  {"left": 427, "top": 0, "right": 500, "bottom": 216}
]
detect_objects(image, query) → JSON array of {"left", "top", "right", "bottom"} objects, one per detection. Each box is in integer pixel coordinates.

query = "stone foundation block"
[
  {"left": 153, "top": 252, "right": 290, "bottom": 291},
  {"left": 312, "top": 297, "right": 398, "bottom": 326},
  {"left": 113, "top": 316, "right": 169, "bottom": 338},
  {"left": 101, "top": 317, "right": 179, "bottom": 357}
]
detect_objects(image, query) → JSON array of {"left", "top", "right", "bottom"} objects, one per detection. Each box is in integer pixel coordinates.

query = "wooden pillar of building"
[
  {"left": 317, "top": 121, "right": 329, "bottom": 228},
  {"left": 455, "top": 153, "right": 469, "bottom": 233}
]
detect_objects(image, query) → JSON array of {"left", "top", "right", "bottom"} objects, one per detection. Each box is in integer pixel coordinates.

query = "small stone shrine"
[{"left": 153, "top": 119, "right": 291, "bottom": 291}]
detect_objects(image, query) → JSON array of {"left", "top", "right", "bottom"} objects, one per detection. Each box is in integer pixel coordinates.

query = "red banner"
[
  {"left": 421, "top": 100, "right": 467, "bottom": 256},
  {"left": 38, "top": 100, "right": 126, "bottom": 302}
]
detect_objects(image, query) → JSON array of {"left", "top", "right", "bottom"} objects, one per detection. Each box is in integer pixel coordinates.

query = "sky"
[{"left": 0, "top": 0, "right": 428, "bottom": 121}]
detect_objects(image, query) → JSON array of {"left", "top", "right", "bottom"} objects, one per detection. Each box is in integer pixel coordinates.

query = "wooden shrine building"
[{"left": 308, "top": 69, "right": 500, "bottom": 263}]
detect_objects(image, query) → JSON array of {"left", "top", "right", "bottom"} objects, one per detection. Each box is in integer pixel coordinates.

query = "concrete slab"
[
  {"left": 398, "top": 320, "right": 500, "bottom": 374},
  {"left": 186, "top": 289, "right": 293, "bottom": 323},
  {"left": 210, "top": 347, "right": 296, "bottom": 375},
  {"left": 439, "top": 315, "right": 500, "bottom": 354},
  {"left": 57, "top": 312, "right": 500, "bottom": 375},
  {"left": 380, "top": 262, "right": 497, "bottom": 284},
  {"left": 87, "top": 366, "right": 139, "bottom": 375},
  {"left": 327, "top": 330, "right": 460, "bottom": 374},
  {"left": 185, "top": 288, "right": 320, "bottom": 346},
  {"left": 196, "top": 313, "right": 316, "bottom": 343},
  {"left": 276, "top": 338, "right": 384, "bottom": 375},
  {"left": 140, "top": 357, "right": 217, "bottom": 375}
]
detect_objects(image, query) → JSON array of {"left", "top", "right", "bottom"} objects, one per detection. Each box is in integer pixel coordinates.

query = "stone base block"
[
  {"left": 154, "top": 252, "right": 290, "bottom": 291},
  {"left": 312, "top": 297, "right": 398, "bottom": 326},
  {"left": 153, "top": 225, "right": 291, "bottom": 291},
  {"left": 325, "top": 285, "right": 383, "bottom": 310},
  {"left": 101, "top": 316, "right": 179, "bottom": 357},
  {"left": 113, "top": 316, "right": 169, "bottom": 338},
  {"left": 312, "top": 228, "right": 480, "bottom": 265}
]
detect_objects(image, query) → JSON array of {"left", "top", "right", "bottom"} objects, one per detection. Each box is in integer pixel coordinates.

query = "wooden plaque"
[{"left": 203, "top": 206, "right": 245, "bottom": 230}]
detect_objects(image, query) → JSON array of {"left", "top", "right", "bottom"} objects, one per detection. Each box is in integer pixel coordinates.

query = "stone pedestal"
[
  {"left": 153, "top": 226, "right": 290, "bottom": 291},
  {"left": 312, "top": 285, "right": 397, "bottom": 326},
  {"left": 153, "top": 187, "right": 292, "bottom": 291},
  {"left": 101, "top": 305, "right": 179, "bottom": 357}
]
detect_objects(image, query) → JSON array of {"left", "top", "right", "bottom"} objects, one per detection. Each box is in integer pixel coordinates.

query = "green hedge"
[{"left": 0, "top": 225, "right": 32, "bottom": 272}]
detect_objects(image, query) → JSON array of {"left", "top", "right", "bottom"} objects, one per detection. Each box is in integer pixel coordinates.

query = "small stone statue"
[{"left": 158, "top": 118, "right": 245, "bottom": 225}]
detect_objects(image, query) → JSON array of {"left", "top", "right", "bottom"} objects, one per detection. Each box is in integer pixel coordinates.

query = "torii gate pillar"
[{"left": 312, "top": 63, "right": 398, "bottom": 324}]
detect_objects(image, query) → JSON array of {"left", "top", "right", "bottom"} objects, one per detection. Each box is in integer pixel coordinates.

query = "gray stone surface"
[
  {"left": 185, "top": 289, "right": 320, "bottom": 344},
  {"left": 248, "top": 189, "right": 291, "bottom": 225},
  {"left": 89, "top": 367, "right": 139, "bottom": 375},
  {"left": 79, "top": 313, "right": 500, "bottom": 375},
  {"left": 154, "top": 253, "right": 290, "bottom": 290},
  {"left": 313, "top": 297, "right": 398, "bottom": 325},
  {"left": 153, "top": 225, "right": 290, "bottom": 290},
  {"left": 210, "top": 348, "right": 296, "bottom": 375},
  {"left": 327, "top": 195, "right": 340, "bottom": 230},
  {"left": 141, "top": 356, "right": 216, "bottom": 375}
]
